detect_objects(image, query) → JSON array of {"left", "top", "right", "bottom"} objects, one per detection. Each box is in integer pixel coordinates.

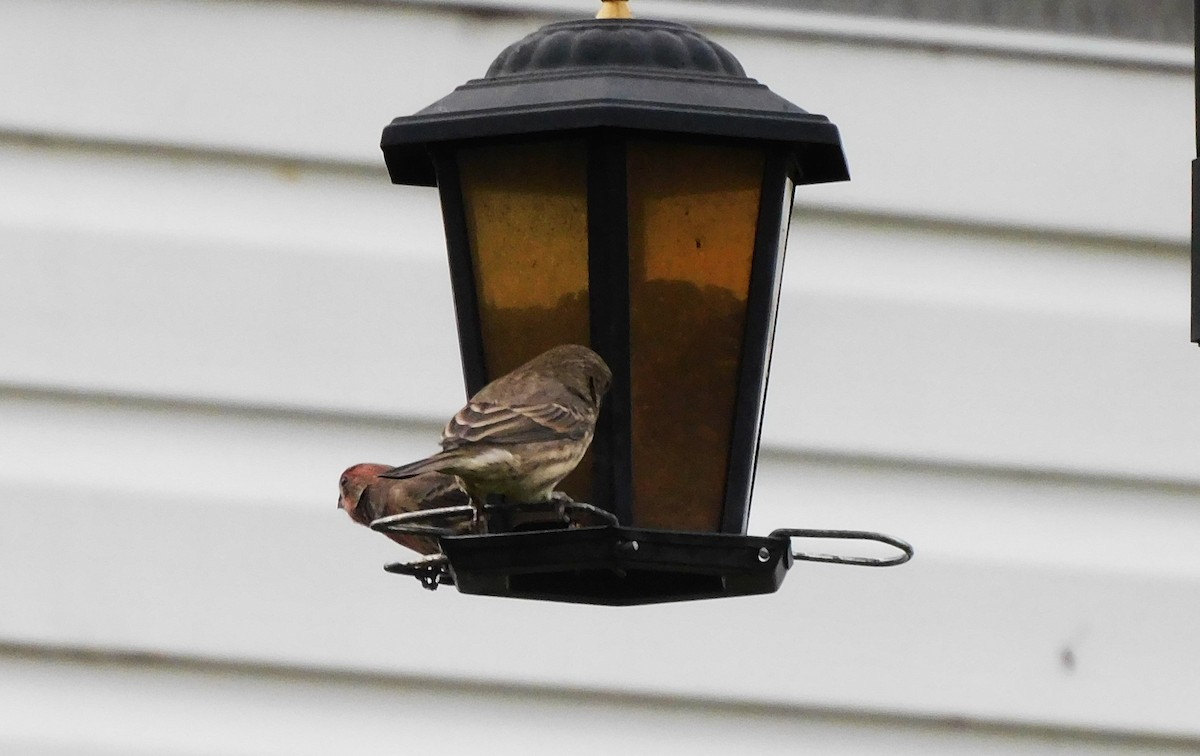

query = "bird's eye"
[{"left": 340, "top": 476, "right": 348, "bottom": 488}]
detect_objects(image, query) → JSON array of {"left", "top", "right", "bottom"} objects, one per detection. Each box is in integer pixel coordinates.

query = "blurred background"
[{"left": 0, "top": 0, "right": 1196, "bottom": 753}]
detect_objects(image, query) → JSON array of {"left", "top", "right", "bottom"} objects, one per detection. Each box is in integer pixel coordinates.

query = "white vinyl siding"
[{"left": 1, "top": 0, "right": 1195, "bottom": 753}]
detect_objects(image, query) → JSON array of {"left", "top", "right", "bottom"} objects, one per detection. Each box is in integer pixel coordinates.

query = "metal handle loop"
[{"left": 769, "top": 528, "right": 913, "bottom": 567}]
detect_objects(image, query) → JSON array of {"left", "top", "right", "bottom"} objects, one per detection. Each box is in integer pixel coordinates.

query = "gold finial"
[{"left": 596, "top": 0, "right": 633, "bottom": 19}]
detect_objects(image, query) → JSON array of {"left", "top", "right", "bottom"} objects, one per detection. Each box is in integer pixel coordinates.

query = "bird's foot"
[
  {"left": 471, "top": 504, "right": 489, "bottom": 535},
  {"left": 411, "top": 552, "right": 448, "bottom": 565},
  {"left": 549, "top": 491, "right": 575, "bottom": 525}
]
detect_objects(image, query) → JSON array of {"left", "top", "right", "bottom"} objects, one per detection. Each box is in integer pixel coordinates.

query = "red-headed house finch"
[
  {"left": 380, "top": 344, "right": 612, "bottom": 528},
  {"left": 339, "top": 461, "right": 614, "bottom": 550},
  {"left": 338, "top": 464, "right": 469, "bottom": 555}
]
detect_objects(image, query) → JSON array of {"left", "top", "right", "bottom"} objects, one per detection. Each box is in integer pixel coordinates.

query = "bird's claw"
[
  {"left": 471, "top": 504, "right": 488, "bottom": 535},
  {"left": 549, "top": 491, "right": 575, "bottom": 524}
]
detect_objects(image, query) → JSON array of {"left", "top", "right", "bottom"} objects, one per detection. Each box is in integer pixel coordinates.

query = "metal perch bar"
[
  {"left": 769, "top": 528, "right": 913, "bottom": 567},
  {"left": 369, "top": 500, "right": 620, "bottom": 538},
  {"left": 370, "top": 504, "right": 473, "bottom": 537}
]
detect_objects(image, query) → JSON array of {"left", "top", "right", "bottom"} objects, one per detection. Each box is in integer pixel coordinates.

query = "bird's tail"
[{"left": 379, "top": 451, "right": 462, "bottom": 480}]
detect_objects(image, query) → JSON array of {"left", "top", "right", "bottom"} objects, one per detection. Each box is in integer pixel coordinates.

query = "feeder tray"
[{"left": 373, "top": 503, "right": 911, "bottom": 606}]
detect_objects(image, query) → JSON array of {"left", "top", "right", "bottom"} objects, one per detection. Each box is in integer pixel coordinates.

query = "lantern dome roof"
[
  {"left": 382, "top": 18, "right": 848, "bottom": 188},
  {"left": 485, "top": 19, "right": 746, "bottom": 79}
]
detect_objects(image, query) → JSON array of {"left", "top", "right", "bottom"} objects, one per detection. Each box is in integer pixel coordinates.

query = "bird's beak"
[{"left": 336, "top": 497, "right": 344, "bottom": 509}]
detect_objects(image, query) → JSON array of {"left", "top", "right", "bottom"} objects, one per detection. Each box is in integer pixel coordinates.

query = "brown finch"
[
  {"left": 380, "top": 344, "right": 612, "bottom": 523},
  {"left": 338, "top": 463, "right": 469, "bottom": 555}
]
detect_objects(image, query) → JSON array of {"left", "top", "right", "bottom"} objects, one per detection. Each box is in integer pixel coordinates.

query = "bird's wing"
[
  {"left": 407, "top": 475, "right": 471, "bottom": 510},
  {"left": 380, "top": 451, "right": 460, "bottom": 479},
  {"left": 442, "top": 401, "right": 589, "bottom": 448},
  {"left": 354, "top": 486, "right": 377, "bottom": 524}
]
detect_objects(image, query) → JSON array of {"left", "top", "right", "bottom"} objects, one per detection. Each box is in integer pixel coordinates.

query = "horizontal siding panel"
[
  {"left": 0, "top": 224, "right": 466, "bottom": 418},
  {"left": 765, "top": 288, "right": 1200, "bottom": 482},
  {"left": 0, "top": 0, "right": 1189, "bottom": 241},
  {"left": 1, "top": 393, "right": 1199, "bottom": 737},
  {"left": 419, "top": 0, "right": 1197, "bottom": 60},
  {"left": 2, "top": 651, "right": 1197, "bottom": 756}
]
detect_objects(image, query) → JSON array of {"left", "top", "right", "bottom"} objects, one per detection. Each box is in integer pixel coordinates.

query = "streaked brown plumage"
[
  {"left": 380, "top": 345, "right": 611, "bottom": 518},
  {"left": 337, "top": 463, "right": 469, "bottom": 555}
]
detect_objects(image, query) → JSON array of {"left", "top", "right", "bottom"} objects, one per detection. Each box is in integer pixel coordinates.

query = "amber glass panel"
[
  {"left": 457, "top": 140, "right": 592, "bottom": 501},
  {"left": 627, "top": 141, "right": 765, "bottom": 531}
]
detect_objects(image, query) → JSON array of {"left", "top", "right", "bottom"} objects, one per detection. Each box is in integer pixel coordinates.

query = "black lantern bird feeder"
[{"left": 374, "top": 0, "right": 912, "bottom": 605}]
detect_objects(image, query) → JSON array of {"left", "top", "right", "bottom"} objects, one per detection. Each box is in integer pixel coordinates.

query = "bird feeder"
[{"left": 376, "top": 0, "right": 911, "bottom": 604}]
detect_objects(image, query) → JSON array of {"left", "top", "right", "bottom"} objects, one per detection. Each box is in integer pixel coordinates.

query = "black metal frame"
[
  {"left": 1192, "top": 0, "right": 1199, "bottom": 344},
  {"left": 439, "top": 527, "right": 789, "bottom": 606},
  {"left": 722, "top": 147, "right": 795, "bottom": 533},
  {"left": 587, "top": 134, "right": 636, "bottom": 524},
  {"left": 382, "top": 20, "right": 848, "bottom": 190},
  {"left": 432, "top": 149, "right": 489, "bottom": 394}
]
